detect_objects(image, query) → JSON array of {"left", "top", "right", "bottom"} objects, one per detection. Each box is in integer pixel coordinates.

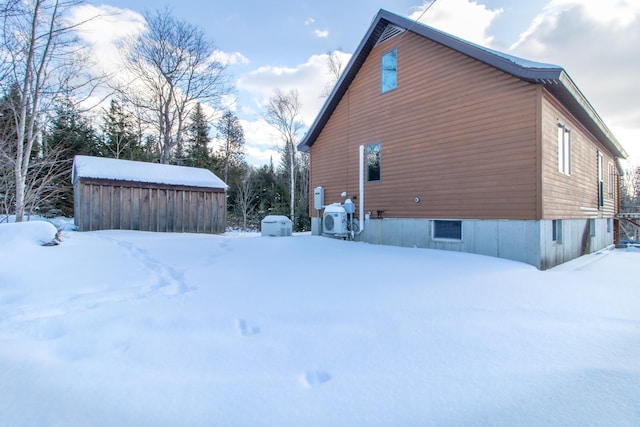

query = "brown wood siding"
[
  {"left": 310, "top": 32, "right": 539, "bottom": 220},
  {"left": 74, "top": 180, "right": 226, "bottom": 233},
  {"left": 540, "top": 91, "right": 617, "bottom": 219}
]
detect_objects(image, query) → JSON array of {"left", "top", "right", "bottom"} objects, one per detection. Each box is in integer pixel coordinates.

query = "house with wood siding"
[
  {"left": 72, "top": 155, "right": 227, "bottom": 233},
  {"left": 297, "top": 9, "right": 628, "bottom": 269}
]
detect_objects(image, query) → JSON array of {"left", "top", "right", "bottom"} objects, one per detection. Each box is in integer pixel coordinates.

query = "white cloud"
[
  {"left": 237, "top": 53, "right": 339, "bottom": 125},
  {"left": 70, "top": 4, "right": 147, "bottom": 42},
  {"left": 509, "top": 0, "right": 640, "bottom": 163},
  {"left": 66, "top": 5, "right": 147, "bottom": 114},
  {"left": 213, "top": 50, "right": 250, "bottom": 66},
  {"left": 220, "top": 94, "right": 237, "bottom": 112},
  {"left": 314, "top": 29, "right": 330, "bottom": 39},
  {"left": 236, "top": 52, "right": 353, "bottom": 166},
  {"left": 305, "top": 18, "right": 316, "bottom": 26},
  {"left": 410, "top": 0, "right": 503, "bottom": 47}
]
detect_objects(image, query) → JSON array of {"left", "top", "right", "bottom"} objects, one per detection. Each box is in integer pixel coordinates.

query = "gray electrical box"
[
  {"left": 313, "top": 187, "right": 324, "bottom": 210},
  {"left": 343, "top": 199, "right": 355, "bottom": 214}
]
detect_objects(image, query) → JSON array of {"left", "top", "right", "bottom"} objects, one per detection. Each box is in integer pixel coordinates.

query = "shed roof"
[
  {"left": 297, "top": 9, "right": 627, "bottom": 159},
  {"left": 72, "top": 155, "right": 227, "bottom": 189}
]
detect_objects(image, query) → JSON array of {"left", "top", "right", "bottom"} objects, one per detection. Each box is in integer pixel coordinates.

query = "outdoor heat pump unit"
[{"left": 323, "top": 203, "right": 348, "bottom": 236}]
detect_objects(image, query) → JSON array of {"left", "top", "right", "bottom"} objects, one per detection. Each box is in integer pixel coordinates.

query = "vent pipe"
[{"left": 359, "top": 145, "right": 365, "bottom": 233}]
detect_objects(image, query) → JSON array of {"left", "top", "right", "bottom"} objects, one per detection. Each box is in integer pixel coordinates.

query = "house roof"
[
  {"left": 72, "top": 155, "right": 227, "bottom": 189},
  {"left": 297, "top": 9, "right": 627, "bottom": 159}
]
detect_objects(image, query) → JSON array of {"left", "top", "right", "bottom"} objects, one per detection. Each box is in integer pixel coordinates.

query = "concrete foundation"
[{"left": 312, "top": 217, "right": 614, "bottom": 269}]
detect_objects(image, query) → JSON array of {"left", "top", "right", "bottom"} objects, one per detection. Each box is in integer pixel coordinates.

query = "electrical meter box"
[{"left": 313, "top": 187, "right": 324, "bottom": 210}]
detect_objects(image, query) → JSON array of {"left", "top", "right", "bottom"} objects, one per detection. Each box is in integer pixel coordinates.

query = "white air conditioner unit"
[{"left": 323, "top": 203, "right": 348, "bottom": 235}]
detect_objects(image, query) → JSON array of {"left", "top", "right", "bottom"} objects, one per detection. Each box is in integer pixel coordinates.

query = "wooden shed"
[{"left": 72, "top": 155, "right": 227, "bottom": 233}]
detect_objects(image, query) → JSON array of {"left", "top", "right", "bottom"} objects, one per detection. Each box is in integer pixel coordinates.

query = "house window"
[
  {"left": 381, "top": 48, "right": 397, "bottom": 93},
  {"left": 433, "top": 220, "right": 462, "bottom": 240},
  {"left": 607, "top": 218, "right": 612, "bottom": 233},
  {"left": 598, "top": 151, "right": 604, "bottom": 208},
  {"left": 589, "top": 219, "right": 596, "bottom": 237},
  {"left": 366, "top": 143, "right": 381, "bottom": 182},
  {"left": 608, "top": 162, "right": 615, "bottom": 199},
  {"left": 552, "top": 219, "right": 563, "bottom": 243},
  {"left": 557, "top": 124, "right": 571, "bottom": 175}
]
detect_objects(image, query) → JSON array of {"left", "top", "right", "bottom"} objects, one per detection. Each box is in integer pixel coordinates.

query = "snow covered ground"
[{"left": 1, "top": 220, "right": 639, "bottom": 426}]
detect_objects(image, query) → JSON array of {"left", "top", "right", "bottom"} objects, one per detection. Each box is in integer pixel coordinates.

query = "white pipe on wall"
[{"left": 359, "top": 145, "right": 364, "bottom": 233}]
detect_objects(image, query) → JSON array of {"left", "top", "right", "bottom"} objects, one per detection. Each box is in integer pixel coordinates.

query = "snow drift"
[{"left": 1, "top": 221, "right": 639, "bottom": 426}]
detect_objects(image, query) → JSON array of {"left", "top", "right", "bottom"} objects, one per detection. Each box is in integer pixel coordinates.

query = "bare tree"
[
  {"left": 0, "top": 0, "right": 100, "bottom": 221},
  {"left": 234, "top": 167, "right": 257, "bottom": 231},
  {"left": 118, "top": 7, "right": 231, "bottom": 164},
  {"left": 620, "top": 164, "right": 640, "bottom": 241},
  {"left": 321, "top": 48, "right": 347, "bottom": 98},
  {"left": 0, "top": 113, "right": 69, "bottom": 221},
  {"left": 263, "top": 89, "right": 304, "bottom": 221}
]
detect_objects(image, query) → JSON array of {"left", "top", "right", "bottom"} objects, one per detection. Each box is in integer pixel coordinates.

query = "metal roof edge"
[
  {"left": 298, "top": 10, "right": 389, "bottom": 152},
  {"left": 298, "top": 9, "right": 626, "bottom": 160},
  {"left": 555, "top": 73, "right": 628, "bottom": 159}
]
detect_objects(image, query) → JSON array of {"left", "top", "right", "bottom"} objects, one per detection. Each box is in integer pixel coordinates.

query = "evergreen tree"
[
  {"left": 295, "top": 152, "right": 310, "bottom": 231},
  {"left": 1, "top": 87, "right": 70, "bottom": 219},
  {"left": 173, "top": 141, "right": 187, "bottom": 166},
  {"left": 185, "top": 103, "right": 213, "bottom": 169},
  {"left": 100, "top": 99, "right": 142, "bottom": 160},
  {"left": 0, "top": 86, "right": 22, "bottom": 218},
  {"left": 45, "top": 97, "right": 99, "bottom": 217},
  {"left": 215, "top": 110, "right": 245, "bottom": 184},
  {"left": 252, "top": 158, "right": 288, "bottom": 219}
]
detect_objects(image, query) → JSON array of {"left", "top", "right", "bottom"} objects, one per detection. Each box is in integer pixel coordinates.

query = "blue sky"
[{"left": 81, "top": 0, "right": 640, "bottom": 166}]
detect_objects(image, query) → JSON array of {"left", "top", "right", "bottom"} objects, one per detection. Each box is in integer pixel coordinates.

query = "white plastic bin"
[{"left": 261, "top": 215, "right": 292, "bottom": 237}]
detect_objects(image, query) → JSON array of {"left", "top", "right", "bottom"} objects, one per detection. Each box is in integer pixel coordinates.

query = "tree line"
[
  {"left": 0, "top": 1, "right": 310, "bottom": 231},
  {"left": 620, "top": 165, "right": 640, "bottom": 241}
]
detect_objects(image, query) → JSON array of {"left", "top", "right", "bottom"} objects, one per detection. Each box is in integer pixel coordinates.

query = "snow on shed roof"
[{"left": 72, "top": 155, "right": 227, "bottom": 189}]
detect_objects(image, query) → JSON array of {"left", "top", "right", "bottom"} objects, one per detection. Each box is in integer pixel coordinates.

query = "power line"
[{"left": 397, "top": 0, "right": 438, "bottom": 43}]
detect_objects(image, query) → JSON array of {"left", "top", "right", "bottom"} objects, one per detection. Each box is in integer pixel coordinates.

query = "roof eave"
[
  {"left": 298, "top": 13, "right": 391, "bottom": 153},
  {"left": 549, "top": 72, "right": 627, "bottom": 159},
  {"left": 298, "top": 9, "right": 627, "bottom": 161}
]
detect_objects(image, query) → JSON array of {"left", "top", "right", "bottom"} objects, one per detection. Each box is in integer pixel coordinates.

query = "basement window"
[
  {"left": 381, "top": 48, "right": 397, "bottom": 93},
  {"left": 552, "top": 219, "right": 563, "bottom": 243},
  {"left": 433, "top": 220, "right": 462, "bottom": 241}
]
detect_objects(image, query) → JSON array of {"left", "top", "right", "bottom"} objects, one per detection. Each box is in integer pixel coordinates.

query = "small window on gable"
[
  {"left": 433, "top": 220, "right": 462, "bottom": 241},
  {"left": 366, "top": 143, "right": 381, "bottom": 182},
  {"left": 381, "top": 48, "right": 397, "bottom": 93},
  {"left": 557, "top": 124, "right": 571, "bottom": 175}
]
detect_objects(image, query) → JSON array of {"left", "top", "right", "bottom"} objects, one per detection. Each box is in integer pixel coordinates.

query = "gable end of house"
[{"left": 298, "top": 9, "right": 626, "bottom": 161}]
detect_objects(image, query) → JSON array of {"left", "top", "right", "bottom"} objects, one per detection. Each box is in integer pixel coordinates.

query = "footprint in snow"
[
  {"left": 237, "top": 319, "right": 260, "bottom": 337},
  {"left": 301, "top": 370, "right": 332, "bottom": 388}
]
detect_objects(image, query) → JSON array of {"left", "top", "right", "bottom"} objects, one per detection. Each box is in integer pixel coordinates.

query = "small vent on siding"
[{"left": 375, "top": 25, "right": 405, "bottom": 46}]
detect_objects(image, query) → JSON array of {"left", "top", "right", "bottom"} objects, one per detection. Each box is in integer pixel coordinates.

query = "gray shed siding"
[{"left": 74, "top": 178, "right": 226, "bottom": 233}]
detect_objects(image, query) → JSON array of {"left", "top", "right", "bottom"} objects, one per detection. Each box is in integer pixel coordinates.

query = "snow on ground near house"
[{"left": 1, "top": 221, "right": 639, "bottom": 426}]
